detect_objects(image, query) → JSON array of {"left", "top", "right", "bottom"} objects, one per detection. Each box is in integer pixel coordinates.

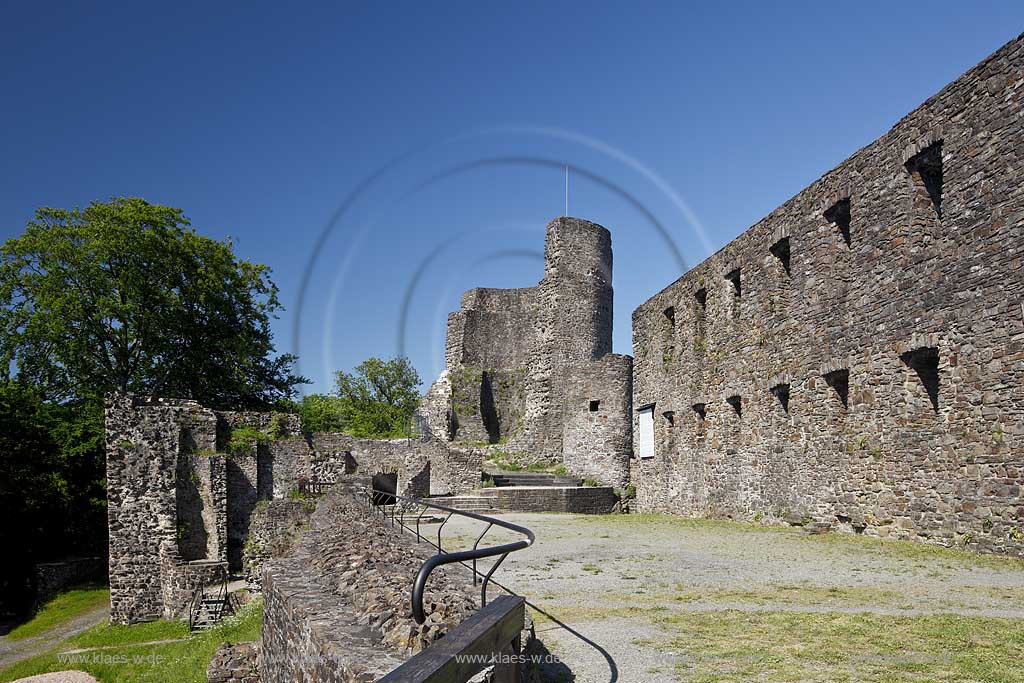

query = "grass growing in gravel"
[
  {"left": 571, "top": 513, "right": 1024, "bottom": 571},
  {"left": 645, "top": 609, "right": 1024, "bottom": 683},
  {"left": 0, "top": 599, "right": 262, "bottom": 683},
  {"left": 6, "top": 584, "right": 110, "bottom": 641}
]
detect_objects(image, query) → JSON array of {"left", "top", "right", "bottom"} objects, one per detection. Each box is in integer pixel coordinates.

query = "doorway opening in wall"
[
  {"left": 589, "top": 400, "right": 600, "bottom": 412},
  {"left": 638, "top": 405, "right": 655, "bottom": 459},
  {"left": 900, "top": 346, "right": 940, "bottom": 412},
  {"left": 823, "top": 368, "right": 850, "bottom": 409},
  {"left": 825, "top": 198, "right": 852, "bottom": 246}
]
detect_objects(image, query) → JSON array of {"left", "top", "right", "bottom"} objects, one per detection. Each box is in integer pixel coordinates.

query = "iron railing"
[
  {"left": 187, "top": 569, "right": 230, "bottom": 632},
  {"left": 363, "top": 488, "right": 534, "bottom": 624}
]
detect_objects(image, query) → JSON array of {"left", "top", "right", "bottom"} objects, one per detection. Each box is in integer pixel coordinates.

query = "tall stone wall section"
[
  {"left": 105, "top": 395, "right": 229, "bottom": 624},
  {"left": 562, "top": 354, "right": 633, "bottom": 490},
  {"left": 424, "top": 217, "right": 632, "bottom": 486},
  {"left": 631, "top": 33, "right": 1024, "bottom": 557},
  {"left": 514, "top": 218, "right": 615, "bottom": 464}
]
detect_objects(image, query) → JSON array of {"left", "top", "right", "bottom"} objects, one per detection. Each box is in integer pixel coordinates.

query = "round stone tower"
[
  {"left": 514, "top": 217, "right": 615, "bottom": 462},
  {"left": 542, "top": 216, "right": 614, "bottom": 363}
]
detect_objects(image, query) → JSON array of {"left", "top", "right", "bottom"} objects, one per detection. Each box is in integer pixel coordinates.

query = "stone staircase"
[
  {"left": 189, "top": 587, "right": 233, "bottom": 632},
  {"left": 428, "top": 470, "right": 614, "bottom": 515},
  {"left": 434, "top": 495, "right": 497, "bottom": 513},
  {"left": 491, "top": 472, "right": 582, "bottom": 487}
]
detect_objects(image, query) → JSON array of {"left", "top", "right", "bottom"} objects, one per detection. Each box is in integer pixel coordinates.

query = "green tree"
[
  {"left": 0, "top": 197, "right": 306, "bottom": 408},
  {"left": 0, "top": 382, "right": 105, "bottom": 613},
  {"left": 334, "top": 357, "right": 421, "bottom": 438},
  {"left": 297, "top": 393, "right": 346, "bottom": 432}
]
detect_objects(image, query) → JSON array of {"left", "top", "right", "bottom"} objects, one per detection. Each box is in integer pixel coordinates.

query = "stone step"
[
  {"left": 491, "top": 473, "right": 583, "bottom": 487},
  {"left": 432, "top": 496, "right": 497, "bottom": 512}
]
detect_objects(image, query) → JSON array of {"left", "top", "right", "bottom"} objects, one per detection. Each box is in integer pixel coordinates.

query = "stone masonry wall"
[
  {"left": 562, "top": 353, "right": 633, "bottom": 489},
  {"left": 107, "top": 395, "right": 484, "bottom": 623},
  {"left": 425, "top": 216, "right": 632, "bottom": 472},
  {"left": 631, "top": 34, "right": 1024, "bottom": 557},
  {"left": 260, "top": 478, "right": 478, "bottom": 683},
  {"left": 243, "top": 499, "right": 315, "bottom": 593}
]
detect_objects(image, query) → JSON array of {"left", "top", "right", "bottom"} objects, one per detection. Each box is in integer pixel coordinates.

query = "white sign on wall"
[{"left": 638, "top": 405, "right": 655, "bottom": 459}]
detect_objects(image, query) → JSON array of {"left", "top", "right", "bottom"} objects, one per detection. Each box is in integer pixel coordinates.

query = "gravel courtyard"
[{"left": 440, "top": 513, "right": 1024, "bottom": 683}]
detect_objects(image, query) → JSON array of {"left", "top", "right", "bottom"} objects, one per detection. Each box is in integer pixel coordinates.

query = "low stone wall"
[
  {"left": 261, "top": 477, "right": 479, "bottom": 682},
  {"left": 478, "top": 486, "right": 618, "bottom": 514},
  {"left": 33, "top": 557, "right": 106, "bottom": 606},
  {"left": 207, "top": 641, "right": 260, "bottom": 683},
  {"left": 431, "top": 446, "right": 484, "bottom": 496},
  {"left": 243, "top": 500, "right": 314, "bottom": 593}
]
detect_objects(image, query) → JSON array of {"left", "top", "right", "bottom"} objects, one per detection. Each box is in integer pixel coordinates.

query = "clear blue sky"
[{"left": 2, "top": 2, "right": 1022, "bottom": 394}]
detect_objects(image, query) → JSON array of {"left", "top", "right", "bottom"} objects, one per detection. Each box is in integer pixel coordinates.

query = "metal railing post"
[{"left": 361, "top": 486, "right": 534, "bottom": 625}]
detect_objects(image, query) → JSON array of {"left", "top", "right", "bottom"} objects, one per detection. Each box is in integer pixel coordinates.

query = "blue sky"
[{"left": 2, "top": 2, "right": 1022, "bottom": 394}]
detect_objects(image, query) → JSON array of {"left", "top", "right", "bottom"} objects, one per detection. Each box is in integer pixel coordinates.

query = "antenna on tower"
[{"left": 564, "top": 164, "right": 569, "bottom": 217}]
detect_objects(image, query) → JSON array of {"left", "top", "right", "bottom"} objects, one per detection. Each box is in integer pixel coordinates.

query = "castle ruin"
[
  {"left": 102, "top": 32, "right": 1024, "bottom": 678},
  {"left": 420, "top": 216, "right": 633, "bottom": 489}
]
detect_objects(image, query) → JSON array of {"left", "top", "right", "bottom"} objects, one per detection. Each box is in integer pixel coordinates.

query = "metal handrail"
[{"left": 362, "top": 487, "right": 535, "bottom": 624}]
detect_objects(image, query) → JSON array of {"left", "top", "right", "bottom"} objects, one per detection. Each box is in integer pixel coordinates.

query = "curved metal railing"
[{"left": 362, "top": 488, "right": 535, "bottom": 624}]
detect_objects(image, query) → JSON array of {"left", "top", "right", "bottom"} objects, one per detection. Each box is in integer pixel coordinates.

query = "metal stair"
[{"left": 188, "top": 578, "right": 233, "bottom": 632}]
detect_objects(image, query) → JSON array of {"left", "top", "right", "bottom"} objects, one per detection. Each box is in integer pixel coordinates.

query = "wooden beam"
[{"left": 377, "top": 595, "right": 525, "bottom": 683}]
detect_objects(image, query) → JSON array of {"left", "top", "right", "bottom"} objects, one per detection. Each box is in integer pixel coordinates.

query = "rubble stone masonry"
[{"left": 631, "top": 34, "right": 1024, "bottom": 556}]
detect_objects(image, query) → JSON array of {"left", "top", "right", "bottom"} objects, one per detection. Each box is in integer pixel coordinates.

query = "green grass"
[
  {"left": 650, "top": 610, "right": 1024, "bottom": 683},
  {"left": 6, "top": 584, "right": 110, "bottom": 641},
  {"left": 572, "top": 513, "right": 1024, "bottom": 571},
  {"left": 0, "top": 599, "right": 262, "bottom": 683}
]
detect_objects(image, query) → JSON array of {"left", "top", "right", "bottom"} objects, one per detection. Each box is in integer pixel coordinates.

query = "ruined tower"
[{"left": 421, "top": 216, "right": 632, "bottom": 488}]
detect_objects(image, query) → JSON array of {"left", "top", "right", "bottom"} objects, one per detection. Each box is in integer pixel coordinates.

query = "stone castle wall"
[
  {"left": 563, "top": 353, "right": 633, "bottom": 490},
  {"left": 631, "top": 34, "right": 1024, "bottom": 556},
  {"left": 260, "top": 478, "right": 478, "bottom": 683},
  {"left": 423, "top": 217, "right": 632, "bottom": 486},
  {"left": 106, "top": 395, "right": 481, "bottom": 624}
]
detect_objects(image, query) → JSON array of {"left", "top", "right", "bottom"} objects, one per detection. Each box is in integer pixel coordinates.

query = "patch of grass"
[
  {"left": 0, "top": 600, "right": 262, "bottom": 683},
  {"left": 653, "top": 609, "right": 1024, "bottom": 683},
  {"left": 6, "top": 584, "right": 110, "bottom": 641},
  {"left": 581, "top": 563, "right": 603, "bottom": 575}
]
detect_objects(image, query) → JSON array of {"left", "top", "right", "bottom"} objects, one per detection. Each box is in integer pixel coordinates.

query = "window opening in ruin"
[
  {"left": 692, "top": 403, "right": 706, "bottom": 420},
  {"left": 905, "top": 142, "right": 943, "bottom": 218},
  {"left": 823, "top": 368, "right": 850, "bottom": 409},
  {"left": 825, "top": 198, "right": 851, "bottom": 246},
  {"left": 589, "top": 400, "right": 600, "bottom": 412},
  {"left": 664, "top": 306, "right": 675, "bottom": 328},
  {"left": 694, "top": 288, "right": 707, "bottom": 312},
  {"left": 900, "top": 346, "right": 940, "bottom": 412},
  {"left": 769, "top": 237, "right": 791, "bottom": 276},
  {"left": 726, "top": 269, "right": 741, "bottom": 298},
  {"left": 771, "top": 383, "right": 791, "bottom": 413},
  {"left": 726, "top": 394, "right": 742, "bottom": 417},
  {"left": 663, "top": 410, "right": 675, "bottom": 427}
]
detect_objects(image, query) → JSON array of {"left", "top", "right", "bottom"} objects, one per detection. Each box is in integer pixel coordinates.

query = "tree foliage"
[
  {"left": 297, "top": 393, "right": 346, "bottom": 433},
  {"left": 0, "top": 382, "right": 105, "bottom": 613},
  {"left": 333, "top": 357, "right": 421, "bottom": 438},
  {"left": 0, "top": 197, "right": 306, "bottom": 408}
]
